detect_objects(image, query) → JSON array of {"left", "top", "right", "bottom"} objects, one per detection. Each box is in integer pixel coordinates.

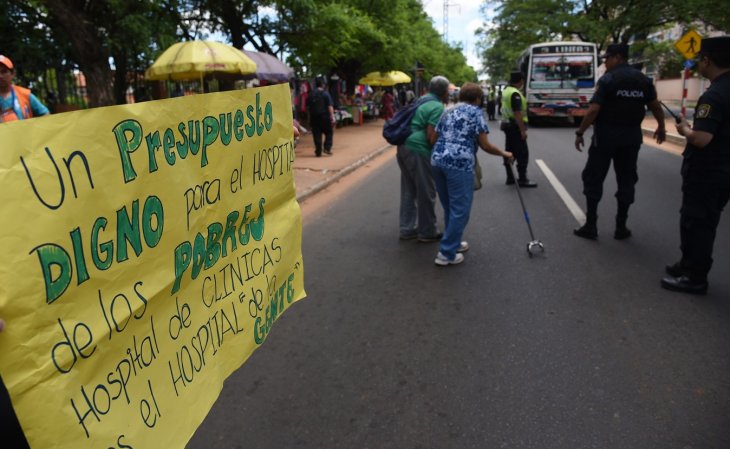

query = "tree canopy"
[
  {"left": 2, "top": 0, "right": 476, "bottom": 107},
  {"left": 476, "top": 0, "right": 728, "bottom": 83}
]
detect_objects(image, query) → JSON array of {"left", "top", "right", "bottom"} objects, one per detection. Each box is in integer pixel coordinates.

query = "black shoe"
[
  {"left": 418, "top": 233, "right": 443, "bottom": 243},
  {"left": 660, "top": 275, "right": 708, "bottom": 295},
  {"left": 614, "top": 226, "right": 632, "bottom": 240},
  {"left": 505, "top": 178, "right": 515, "bottom": 185},
  {"left": 665, "top": 262, "right": 685, "bottom": 277},
  {"left": 315, "top": 152, "right": 322, "bottom": 157},
  {"left": 518, "top": 179, "right": 538, "bottom": 188},
  {"left": 324, "top": 149, "right": 332, "bottom": 155},
  {"left": 573, "top": 223, "right": 598, "bottom": 240}
]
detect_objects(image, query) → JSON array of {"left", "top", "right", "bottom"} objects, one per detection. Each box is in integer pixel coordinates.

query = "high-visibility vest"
[
  {"left": 501, "top": 85, "right": 528, "bottom": 123},
  {"left": 1, "top": 86, "right": 33, "bottom": 122}
]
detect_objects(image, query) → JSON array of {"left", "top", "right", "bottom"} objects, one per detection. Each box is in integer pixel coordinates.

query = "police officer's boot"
[
  {"left": 614, "top": 215, "right": 632, "bottom": 240},
  {"left": 574, "top": 199, "right": 598, "bottom": 240},
  {"left": 614, "top": 203, "right": 632, "bottom": 240},
  {"left": 517, "top": 172, "right": 538, "bottom": 188}
]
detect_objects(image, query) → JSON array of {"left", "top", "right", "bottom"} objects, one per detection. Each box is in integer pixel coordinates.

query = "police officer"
[
  {"left": 573, "top": 44, "right": 666, "bottom": 240},
  {"left": 661, "top": 36, "right": 730, "bottom": 295},
  {"left": 501, "top": 72, "right": 537, "bottom": 187}
]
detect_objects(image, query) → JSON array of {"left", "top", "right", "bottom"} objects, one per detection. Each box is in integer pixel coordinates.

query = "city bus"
[{"left": 516, "top": 41, "right": 598, "bottom": 124}]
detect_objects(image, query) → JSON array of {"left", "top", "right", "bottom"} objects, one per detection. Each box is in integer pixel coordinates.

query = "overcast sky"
[{"left": 422, "top": 0, "right": 490, "bottom": 74}]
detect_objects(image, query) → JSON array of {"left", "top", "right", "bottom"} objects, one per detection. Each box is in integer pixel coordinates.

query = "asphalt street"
[{"left": 187, "top": 124, "right": 730, "bottom": 449}]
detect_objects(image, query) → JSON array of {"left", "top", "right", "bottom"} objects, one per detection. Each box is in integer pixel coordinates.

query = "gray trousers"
[{"left": 396, "top": 145, "right": 438, "bottom": 238}]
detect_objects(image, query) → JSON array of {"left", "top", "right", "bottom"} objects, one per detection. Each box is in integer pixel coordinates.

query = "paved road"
[{"left": 187, "top": 124, "right": 730, "bottom": 449}]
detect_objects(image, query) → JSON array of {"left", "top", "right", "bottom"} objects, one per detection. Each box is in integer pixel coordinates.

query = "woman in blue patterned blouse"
[{"left": 431, "top": 82, "right": 513, "bottom": 266}]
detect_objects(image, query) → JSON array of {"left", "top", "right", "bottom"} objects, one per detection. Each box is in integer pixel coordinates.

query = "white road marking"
[{"left": 535, "top": 159, "right": 585, "bottom": 224}]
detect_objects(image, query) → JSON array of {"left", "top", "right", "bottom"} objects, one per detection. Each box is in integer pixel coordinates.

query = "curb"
[
  {"left": 296, "top": 143, "right": 394, "bottom": 202},
  {"left": 642, "top": 127, "right": 685, "bottom": 146}
]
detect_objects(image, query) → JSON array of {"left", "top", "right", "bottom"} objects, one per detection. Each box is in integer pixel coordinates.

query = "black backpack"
[
  {"left": 382, "top": 96, "right": 438, "bottom": 145},
  {"left": 308, "top": 90, "right": 328, "bottom": 118}
]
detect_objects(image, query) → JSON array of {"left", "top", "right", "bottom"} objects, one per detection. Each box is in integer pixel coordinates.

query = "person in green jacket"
[{"left": 397, "top": 75, "right": 451, "bottom": 242}]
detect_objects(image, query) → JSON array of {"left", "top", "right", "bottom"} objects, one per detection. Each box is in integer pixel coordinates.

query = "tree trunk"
[
  {"left": 44, "top": 0, "right": 115, "bottom": 107},
  {"left": 56, "top": 67, "right": 68, "bottom": 105},
  {"left": 337, "top": 59, "right": 363, "bottom": 96},
  {"left": 82, "top": 64, "right": 115, "bottom": 107},
  {"left": 113, "top": 51, "right": 129, "bottom": 105}
]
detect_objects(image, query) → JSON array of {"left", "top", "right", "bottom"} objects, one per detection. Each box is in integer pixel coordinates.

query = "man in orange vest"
[{"left": 0, "top": 55, "right": 49, "bottom": 123}]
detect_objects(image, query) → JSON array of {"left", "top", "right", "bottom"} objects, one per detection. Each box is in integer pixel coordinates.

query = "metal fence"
[{"left": 21, "top": 68, "right": 89, "bottom": 112}]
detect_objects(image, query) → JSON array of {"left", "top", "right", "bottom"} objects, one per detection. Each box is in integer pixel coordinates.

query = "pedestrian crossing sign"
[{"left": 675, "top": 30, "right": 702, "bottom": 60}]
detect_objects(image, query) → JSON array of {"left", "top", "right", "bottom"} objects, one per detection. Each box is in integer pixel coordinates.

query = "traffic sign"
[{"left": 675, "top": 30, "right": 702, "bottom": 60}]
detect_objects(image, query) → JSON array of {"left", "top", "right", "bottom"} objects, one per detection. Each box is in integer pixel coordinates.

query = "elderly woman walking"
[{"left": 431, "top": 82, "right": 513, "bottom": 266}]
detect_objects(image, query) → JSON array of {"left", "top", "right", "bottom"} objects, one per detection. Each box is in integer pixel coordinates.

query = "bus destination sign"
[{"left": 533, "top": 45, "right": 593, "bottom": 54}]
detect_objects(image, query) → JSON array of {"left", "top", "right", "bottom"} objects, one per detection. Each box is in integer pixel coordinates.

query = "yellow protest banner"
[{"left": 0, "top": 83, "right": 306, "bottom": 448}]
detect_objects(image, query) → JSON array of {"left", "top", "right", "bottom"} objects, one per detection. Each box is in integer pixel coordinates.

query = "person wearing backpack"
[
  {"left": 396, "top": 75, "right": 450, "bottom": 242},
  {"left": 306, "top": 78, "right": 335, "bottom": 157}
]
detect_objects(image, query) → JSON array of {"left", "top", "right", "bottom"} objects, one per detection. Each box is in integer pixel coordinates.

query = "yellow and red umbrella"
[
  {"left": 145, "top": 41, "right": 257, "bottom": 83},
  {"left": 358, "top": 70, "right": 412, "bottom": 86}
]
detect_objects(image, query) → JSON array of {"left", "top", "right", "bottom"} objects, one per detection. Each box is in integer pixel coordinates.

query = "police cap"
[
  {"left": 509, "top": 71, "right": 524, "bottom": 84},
  {"left": 602, "top": 44, "right": 629, "bottom": 59},
  {"left": 700, "top": 36, "right": 730, "bottom": 55}
]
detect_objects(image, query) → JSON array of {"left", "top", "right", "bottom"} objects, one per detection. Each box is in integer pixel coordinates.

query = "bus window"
[
  {"left": 564, "top": 55, "right": 595, "bottom": 88},
  {"left": 530, "top": 55, "right": 594, "bottom": 89}
]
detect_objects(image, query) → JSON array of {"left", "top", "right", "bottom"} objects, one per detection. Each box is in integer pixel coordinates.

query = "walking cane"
[{"left": 506, "top": 163, "right": 545, "bottom": 257}]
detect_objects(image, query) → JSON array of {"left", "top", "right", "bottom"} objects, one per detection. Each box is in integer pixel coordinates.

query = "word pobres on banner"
[{"left": 0, "top": 83, "right": 306, "bottom": 448}]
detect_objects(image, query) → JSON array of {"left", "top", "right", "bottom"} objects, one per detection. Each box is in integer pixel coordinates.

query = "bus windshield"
[{"left": 529, "top": 54, "right": 595, "bottom": 89}]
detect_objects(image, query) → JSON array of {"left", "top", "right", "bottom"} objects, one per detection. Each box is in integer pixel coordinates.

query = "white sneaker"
[
  {"left": 434, "top": 252, "right": 465, "bottom": 266},
  {"left": 457, "top": 241, "right": 469, "bottom": 253}
]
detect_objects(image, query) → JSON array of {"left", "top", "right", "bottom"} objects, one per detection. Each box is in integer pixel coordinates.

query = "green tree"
[
  {"left": 107, "top": 1, "right": 182, "bottom": 104},
  {"left": 275, "top": 0, "right": 475, "bottom": 90},
  {"left": 475, "top": 0, "right": 702, "bottom": 82},
  {"left": 197, "top": 0, "right": 278, "bottom": 53},
  {"left": 4, "top": 0, "right": 477, "bottom": 106},
  {"left": 631, "top": 39, "right": 684, "bottom": 79},
  {"left": 476, "top": 0, "right": 572, "bottom": 81},
  {"left": 0, "top": 0, "right": 75, "bottom": 103},
  {"left": 43, "top": 0, "right": 118, "bottom": 107}
]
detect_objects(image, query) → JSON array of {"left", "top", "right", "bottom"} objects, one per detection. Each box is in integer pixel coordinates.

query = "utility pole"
[{"left": 443, "top": 0, "right": 459, "bottom": 42}]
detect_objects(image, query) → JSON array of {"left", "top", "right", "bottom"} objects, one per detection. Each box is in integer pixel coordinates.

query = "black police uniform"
[
  {"left": 581, "top": 62, "right": 657, "bottom": 222},
  {"left": 673, "top": 71, "right": 730, "bottom": 284}
]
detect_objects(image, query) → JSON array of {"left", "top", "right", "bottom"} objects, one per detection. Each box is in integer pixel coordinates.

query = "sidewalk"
[
  {"left": 293, "top": 120, "right": 393, "bottom": 202},
  {"left": 291, "top": 115, "right": 686, "bottom": 203}
]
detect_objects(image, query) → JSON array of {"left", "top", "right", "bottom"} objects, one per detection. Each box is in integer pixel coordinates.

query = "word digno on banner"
[{"left": 28, "top": 93, "right": 275, "bottom": 304}]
